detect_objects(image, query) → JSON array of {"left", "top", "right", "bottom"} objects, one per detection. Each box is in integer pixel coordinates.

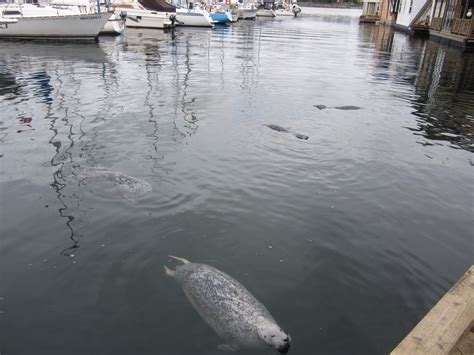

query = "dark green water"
[{"left": 0, "top": 8, "right": 473, "bottom": 355}]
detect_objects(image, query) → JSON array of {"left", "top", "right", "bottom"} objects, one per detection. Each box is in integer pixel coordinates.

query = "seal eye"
[{"left": 271, "top": 335, "right": 275, "bottom": 338}]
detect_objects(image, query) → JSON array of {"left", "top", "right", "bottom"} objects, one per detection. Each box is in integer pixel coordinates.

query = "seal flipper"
[
  {"left": 168, "top": 255, "right": 191, "bottom": 264},
  {"left": 164, "top": 265, "right": 175, "bottom": 277},
  {"left": 218, "top": 344, "right": 238, "bottom": 352}
]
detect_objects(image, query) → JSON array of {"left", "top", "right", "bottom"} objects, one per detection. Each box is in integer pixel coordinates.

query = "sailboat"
[
  {"left": 208, "top": 2, "right": 232, "bottom": 24},
  {"left": 274, "top": 0, "right": 300, "bottom": 17},
  {"left": 111, "top": 0, "right": 176, "bottom": 29},
  {"left": 256, "top": 0, "right": 276, "bottom": 17},
  {"left": 172, "top": 0, "right": 214, "bottom": 27},
  {"left": 238, "top": 1, "right": 257, "bottom": 20}
]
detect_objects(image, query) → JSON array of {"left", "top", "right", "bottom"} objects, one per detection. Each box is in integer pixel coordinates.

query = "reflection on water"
[
  {"left": 0, "top": 9, "right": 473, "bottom": 355},
  {"left": 412, "top": 42, "right": 474, "bottom": 152},
  {"left": 0, "top": 70, "right": 22, "bottom": 98},
  {"left": 360, "top": 23, "right": 473, "bottom": 152}
]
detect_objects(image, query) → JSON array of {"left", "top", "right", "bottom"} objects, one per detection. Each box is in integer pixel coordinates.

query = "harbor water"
[{"left": 1, "top": 8, "right": 473, "bottom": 355}]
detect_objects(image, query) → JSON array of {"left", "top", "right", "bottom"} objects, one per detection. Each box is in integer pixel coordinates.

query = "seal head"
[{"left": 257, "top": 317, "right": 291, "bottom": 353}]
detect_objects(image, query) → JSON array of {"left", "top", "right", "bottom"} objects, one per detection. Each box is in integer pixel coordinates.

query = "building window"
[{"left": 409, "top": 0, "right": 413, "bottom": 13}]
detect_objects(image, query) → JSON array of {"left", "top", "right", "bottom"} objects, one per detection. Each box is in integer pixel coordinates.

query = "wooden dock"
[{"left": 391, "top": 265, "right": 474, "bottom": 355}]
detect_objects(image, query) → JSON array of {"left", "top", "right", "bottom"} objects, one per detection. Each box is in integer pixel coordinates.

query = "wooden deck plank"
[{"left": 391, "top": 266, "right": 474, "bottom": 355}]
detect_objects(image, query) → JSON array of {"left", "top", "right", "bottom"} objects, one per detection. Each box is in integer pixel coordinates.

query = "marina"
[{"left": 1, "top": 3, "right": 473, "bottom": 355}]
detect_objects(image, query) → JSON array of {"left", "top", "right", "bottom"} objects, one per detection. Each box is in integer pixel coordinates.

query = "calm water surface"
[{"left": 1, "top": 8, "right": 473, "bottom": 355}]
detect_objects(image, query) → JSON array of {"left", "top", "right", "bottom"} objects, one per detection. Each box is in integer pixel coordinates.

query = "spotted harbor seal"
[
  {"left": 313, "top": 104, "right": 362, "bottom": 110},
  {"left": 265, "top": 124, "right": 309, "bottom": 141},
  {"left": 74, "top": 166, "right": 152, "bottom": 199},
  {"left": 165, "top": 256, "right": 291, "bottom": 353},
  {"left": 293, "top": 133, "right": 309, "bottom": 140},
  {"left": 265, "top": 124, "right": 290, "bottom": 133},
  {"left": 334, "top": 105, "right": 362, "bottom": 110}
]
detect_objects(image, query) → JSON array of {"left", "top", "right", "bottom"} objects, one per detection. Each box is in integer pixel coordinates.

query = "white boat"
[
  {"left": 275, "top": 8, "right": 292, "bottom": 16},
  {"left": 112, "top": 0, "right": 175, "bottom": 29},
  {"left": 51, "top": 0, "right": 126, "bottom": 35},
  {"left": 238, "top": 6, "right": 257, "bottom": 19},
  {"left": 228, "top": 3, "right": 239, "bottom": 22},
  {"left": 256, "top": 8, "right": 276, "bottom": 17},
  {"left": 0, "top": 18, "right": 18, "bottom": 25},
  {"left": 100, "top": 11, "right": 126, "bottom": 34},
  {"left": 236, "top": 0, "right": 257, "bottom": 19},
  {"left": 0, "top": 3, "right": 111, "bottom": 40},
  {"left": 256, "top": 1, "right": 276, "bottom": 17},
  {"left": 175, "top": 7, "right": 213, "bottom": 27},
  {"left": 274, "top": 1, "right": 300, "bottom": 16}
]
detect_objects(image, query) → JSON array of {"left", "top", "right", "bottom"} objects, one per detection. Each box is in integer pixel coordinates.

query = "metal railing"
[
  {"left": 430, "top": 17, "right": 442, "bottom": 31},
  {"left": 451, "top": 18, "right": 471, "bottom": 35}
]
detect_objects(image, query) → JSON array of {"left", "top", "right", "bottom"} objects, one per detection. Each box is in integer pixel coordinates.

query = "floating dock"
[{"left": 391, "top": 265, "right": 474, "bottom": 355}]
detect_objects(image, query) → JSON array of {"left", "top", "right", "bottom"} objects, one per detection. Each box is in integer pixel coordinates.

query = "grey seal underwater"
[
  {"left": 74, "top": 166, "right": 152, "bottom": 200},
  {"left": 265, "top": 124, "right": 309, "bottom": 140},
  {"left": 165, "top": 256, "right": 291, "bottom": 353},
  {"left": 313, "top": 104, "right": 362, "bottom": 110}
]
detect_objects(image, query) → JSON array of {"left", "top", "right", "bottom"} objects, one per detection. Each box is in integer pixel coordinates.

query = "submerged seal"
[
  {"left": 293, "top": 133, "right": 309, "bottom": 140},
  {"left": 314, "top": 104, "right": 362, "bottom": 110},
  {"left": 334, "top": 105, "right": 362, "bottom": 110},
  {"left": 165, "top": 256, "right": 291, "bottom": 353},
  {"left": 265, "top": 124, "right": 290, "bottom": 133},
  {"left": 74, "top": 166, "right": 152, "bottom": 199},
  {"left": 265, "top": 124, "right": 309, "bottom": 141}
]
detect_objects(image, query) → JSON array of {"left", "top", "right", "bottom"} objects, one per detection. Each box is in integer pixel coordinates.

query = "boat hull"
[
  {"left": 116, "top": 7, "right": 174, "bottom": 29},
  {"left": 0, "top": 13, "right": 110, "bottom": 40},
  {"left": 176, "top": 9, "right": 213, "bottom": 27},
  {"left": 275, "top": 9, "right": 293, "bottom": 16},
  {"left": 100, "top": 13, "right": 125, "bottom": 35},
  {"left": 209, "top": 11, "right": 232, "bottom": 24},
  {"left": 238, "top": 8, "right": 257, "bottom": 19},
  {"left": 256, "top": 9, "right": 276, "bottom": 17}
]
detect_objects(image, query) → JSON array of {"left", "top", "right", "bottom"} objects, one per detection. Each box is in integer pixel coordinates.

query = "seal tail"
[{"left": 168, "top": 255, "right": 191, "bottom": 265}]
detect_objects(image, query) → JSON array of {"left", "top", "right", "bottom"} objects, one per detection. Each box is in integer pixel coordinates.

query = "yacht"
[
  {"left": 274, "top": 1, "right": 300, "bottom": 16},
  {"left": 175, "top": 7, "right": 214, "bottom": 27},
  {"left": 238, "top": 3, "right": 257, "bottom": 20},
  {"left": 112, "top": 0, "right": 176, "bottom": 29},
  {"left": 256, "top": 1, "right": 276, "bottom": 17},
  {"left": 0, "top": 3, "right": 110, "bottom": 40},
  {"left": 51, "top": 0, "right": 126, "bottom": 35},
  {"left": 100, "top": 11, "right": 126, "bottom": 34},
  {"left": 274, "top": 2, "right": 292, "bottom": 16},
  {"left": 208, "top": 3, "right": 232, "bottom": 24},
  {"left": 167, "top": 1, "right": 213, "bottom": 27}
]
